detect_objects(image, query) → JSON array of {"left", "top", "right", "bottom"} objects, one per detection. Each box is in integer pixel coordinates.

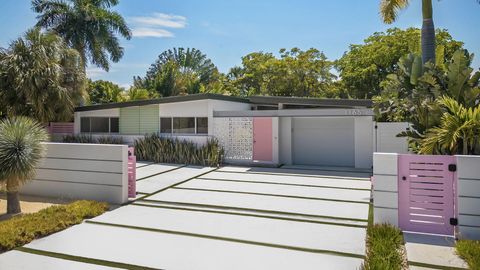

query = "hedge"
[{"left": 0, "top": 200, "right": 108, "bottom": 252}]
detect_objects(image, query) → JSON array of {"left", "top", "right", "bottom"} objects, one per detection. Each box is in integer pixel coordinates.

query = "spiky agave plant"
[{"left": 0, "top": 117, "right": 49, "bottom": 214}]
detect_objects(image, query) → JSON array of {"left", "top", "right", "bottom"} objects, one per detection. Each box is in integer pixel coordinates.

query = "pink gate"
[
  {"left": 127, "top": 147, "right": 136, "bottom": 198},
  {"left": 398, "top": 154, "right": 457, "bottom": 236},
  {"left": 253, "top": 117, "right": 273, "bottom": 162}
]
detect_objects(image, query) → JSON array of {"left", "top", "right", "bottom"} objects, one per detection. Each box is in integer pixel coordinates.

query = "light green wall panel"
[
  {"left": 119, "top": 107, "right": 140, "bottom": 134},
  {"left": 139, "top": 105, "right": 159, "bottom": 134}
]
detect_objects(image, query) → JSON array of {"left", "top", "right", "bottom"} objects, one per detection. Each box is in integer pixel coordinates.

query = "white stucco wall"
[
  {"left": 21, "top": 143, "right": 128, "bottom": 204},
  {"left": 355, "top": 116, "right": 374, "bottom": 169},
  {"left": 279, "top": 117, "right": 292, "bottom": 165},
  {"left": 374, "top": 122, "right": 409, "bottom": 154},
  {"left": 373, "top": 153, "right": 399, "bottom": 227},
  {"left": 456, "top": 155, "right": 480, "bottom": 240}
]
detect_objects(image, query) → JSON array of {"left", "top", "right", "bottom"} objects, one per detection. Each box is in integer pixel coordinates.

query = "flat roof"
[
  {"left": 75, "top": 93, "right": 372, "bottom": 112},
  {"left": 249, "top": 96, "right": 373, "bottom": 108},
  {"left": 74, "top": 93, "right": 249, "bottom": 112}
]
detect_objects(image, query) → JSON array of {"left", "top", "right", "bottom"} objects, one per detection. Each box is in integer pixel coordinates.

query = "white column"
[
  {"left": 456, "top": 155, "right": 480, "bottom": 240},
  {"left": 373, "top": 153, "right": 399, "bottom": 227}
]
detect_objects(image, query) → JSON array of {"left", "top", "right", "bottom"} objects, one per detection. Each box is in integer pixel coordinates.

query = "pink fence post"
[{"left": 127, "top": 147, "right": 136, "bottom": 198}]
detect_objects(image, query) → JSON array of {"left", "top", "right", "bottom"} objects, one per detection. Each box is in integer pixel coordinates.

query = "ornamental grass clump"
[
  {"left": 363, "top": 223, "right": 405, "bottom": 270},
  {"left": 0, "top": 117, "right": 49, "bottom": 214},
  {"left": 62, "top": 135, "right": 124, "bottom": 144},
  {"left": 134, "top": 134, "right": 224, "bottom": 167}
]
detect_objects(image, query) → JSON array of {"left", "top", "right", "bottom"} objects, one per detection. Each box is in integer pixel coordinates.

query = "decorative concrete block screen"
[
  {"left": 213, "top": 117, "right": 253, "bottom": 161},
  {"left": 21, "top": 142, "right": 129, "bottom": 204},
  {"left": 373, "top": 153, "right": 480, "bottom": 240}
]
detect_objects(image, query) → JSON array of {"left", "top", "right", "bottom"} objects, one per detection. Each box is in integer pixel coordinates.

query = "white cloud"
[
  {"left": 131, "top": 28, "right": 174, "bottom": 38},
  {"left": 86, "top": 67, "right": 108, "bottom": 78},
  {"left": 129, "top": 12, "right": 187, "bottom": 38},
  {"left": 131, "top": 13, "right": 187, "bottom": 28}
]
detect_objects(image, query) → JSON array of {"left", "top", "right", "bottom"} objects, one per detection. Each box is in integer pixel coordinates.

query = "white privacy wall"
[
  {"left": 457, "top": 155, "right": 480, "bottom": 240},
  {"left": 21, "top": 143, "right": 128, "bottom": 204},
  {"left": 373, "top": 153, "right": 399, "bottom": 226},
  {"left": 374, "top": 122, "right": 409, "bottom": 154}
]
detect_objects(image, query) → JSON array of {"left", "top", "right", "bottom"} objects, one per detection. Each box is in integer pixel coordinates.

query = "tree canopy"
[
  {"left": 87, "top": 79, "right": 126, "bottom": 104},
  {"left": 335, "top": 28, "right": 464, "bottom": 98},
  {"left": 0, "top": 28, "right": 86, "bottom": 122},
  {"left": 133, "top": 48, "right": 219, "bottom": 97},
  {"left": 33, "top": 0, "right": 131, "bottom": 71},
  {"left": 228, "top": 48, "right": 337, "bottom": 97}
]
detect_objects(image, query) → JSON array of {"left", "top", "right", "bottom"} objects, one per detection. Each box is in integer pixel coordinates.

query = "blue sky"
[{"left": 1, "top": 0, "right": 479, "bottom": 88}]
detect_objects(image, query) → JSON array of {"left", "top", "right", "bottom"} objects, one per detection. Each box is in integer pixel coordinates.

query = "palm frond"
[{"left": 380, "top": 0, "right": 410, "bottom": 24}]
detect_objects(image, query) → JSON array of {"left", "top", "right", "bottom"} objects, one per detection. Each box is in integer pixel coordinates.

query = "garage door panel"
[{"left": 293, "top": 118, "right": 354, "bottom": 167}]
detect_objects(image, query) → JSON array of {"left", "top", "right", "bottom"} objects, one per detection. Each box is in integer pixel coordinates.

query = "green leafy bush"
[
  {"left": 134, "top": 134, "right": 224, "bottom": 167},
  {"left": 0, "top": 200, "right": 108, "bottom": 252},
  {"left": 456, "top": 240, "right": 480, "bottom": 270},
  {"left": 363, "top": 223, "right": 405, "bottom": 270},
  {"left": 62, "top": 135, "right": 124, "bottom": 144}
]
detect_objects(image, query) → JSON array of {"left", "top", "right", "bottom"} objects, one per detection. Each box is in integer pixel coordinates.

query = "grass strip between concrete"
[
  {"left": 139, "top": 199, "right": 369, "bottom": 223},
  {"left": 172, "top": 186, "right": 371, "bottom": 204},
  {"left": 16, "top": 247, "right": 161, "bottom": 270},
  {"left": 136, "top": 164, "right": 187, "bottom": 181},
  {"left": 197, "top": 177, "right": 372, "bottom": 191},
  {"left": 85, "top": 220, "right": 366, "bottom": 259},
  {"left": 132, "top": 167, "right": 218, "bottom": 202},
  {"left": 215, "top": 169, "right": 372, "bottom": 181},
  {"left": 131, "top": 202, "right": 367, "bottom": 228}
]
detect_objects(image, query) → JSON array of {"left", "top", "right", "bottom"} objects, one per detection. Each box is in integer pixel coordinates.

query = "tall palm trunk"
[
  {"left": 6, "top": 181, "right": 21, "bottom": 214},
  {"left": 421, "top": 0, "right": 435, "bottom": 64}
]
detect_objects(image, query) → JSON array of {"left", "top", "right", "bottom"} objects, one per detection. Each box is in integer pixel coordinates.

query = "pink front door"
[
  {"left": 253, "top": 117, "right": 273, "bottom": 162},
  {"left": 398, "top": 154, "right": 457, "bottom": 236}
]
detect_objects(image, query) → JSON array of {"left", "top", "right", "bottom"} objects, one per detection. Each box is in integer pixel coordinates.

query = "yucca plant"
[
  {"left": 134, "top": 134, "right": 224, "bottom": 167},
  {"left": 419, "top": 96, "right": 480, "bottom": 155},
  {"left": 0, "top": 117, "right": 49, "bottom": 214}
]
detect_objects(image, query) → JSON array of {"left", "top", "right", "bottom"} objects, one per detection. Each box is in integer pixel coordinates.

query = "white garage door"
[{"left": 293, "top": 117, "right": 355, "bottom": 167}]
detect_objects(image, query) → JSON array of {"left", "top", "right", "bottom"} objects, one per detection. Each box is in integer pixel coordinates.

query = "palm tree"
[
  {"left": 380, "top": 0, "right": 435, "bottom": 64},
  {"left": 32, "top": 0, "right": 131, "bottom": 71},
  {"left": 0, "top": 117, "right": 49, "bottom": 214},
  {"left": 137, "top": 48, "right": 219, "bottom": 97},
  {"left": 380, "top": 0, "right": 479, "bottom": 64},
  {"left": 0, "top": 28, "right": 86, "bottom": 122},
  {"left": 419, "top": 96, "right": 480, "bottom": 155}
]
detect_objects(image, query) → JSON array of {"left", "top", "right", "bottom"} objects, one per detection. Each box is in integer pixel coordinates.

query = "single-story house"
[{"left": 74, "top": 93, "right": 386, "bottom": 169}]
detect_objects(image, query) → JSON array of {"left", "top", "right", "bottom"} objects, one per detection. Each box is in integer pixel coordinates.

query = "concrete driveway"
[{"left": 0, "top": 165, "right": 372, "bottom": 270}]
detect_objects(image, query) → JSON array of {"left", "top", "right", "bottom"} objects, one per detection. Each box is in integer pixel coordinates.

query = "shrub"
[
  {"left": 456, "top": 240, "right": 480, "bottom": 270},
  {"left": 62, "top": 134, "right": 96, "bottom": 143},
  {"left": 134, "top": 134, "right": 224, "bottom": 167},
  {"left": 96, "top": 136, "right": 124, "bottom": 144},
  {"left": 0, "top": 200, "right": 108, "bottom": 252},
  {"left": 363, "top": 223, "right": 405, "bottom": 270},
  {"left": 62, "top": 135, "right": 124, "bottom": 144}
]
